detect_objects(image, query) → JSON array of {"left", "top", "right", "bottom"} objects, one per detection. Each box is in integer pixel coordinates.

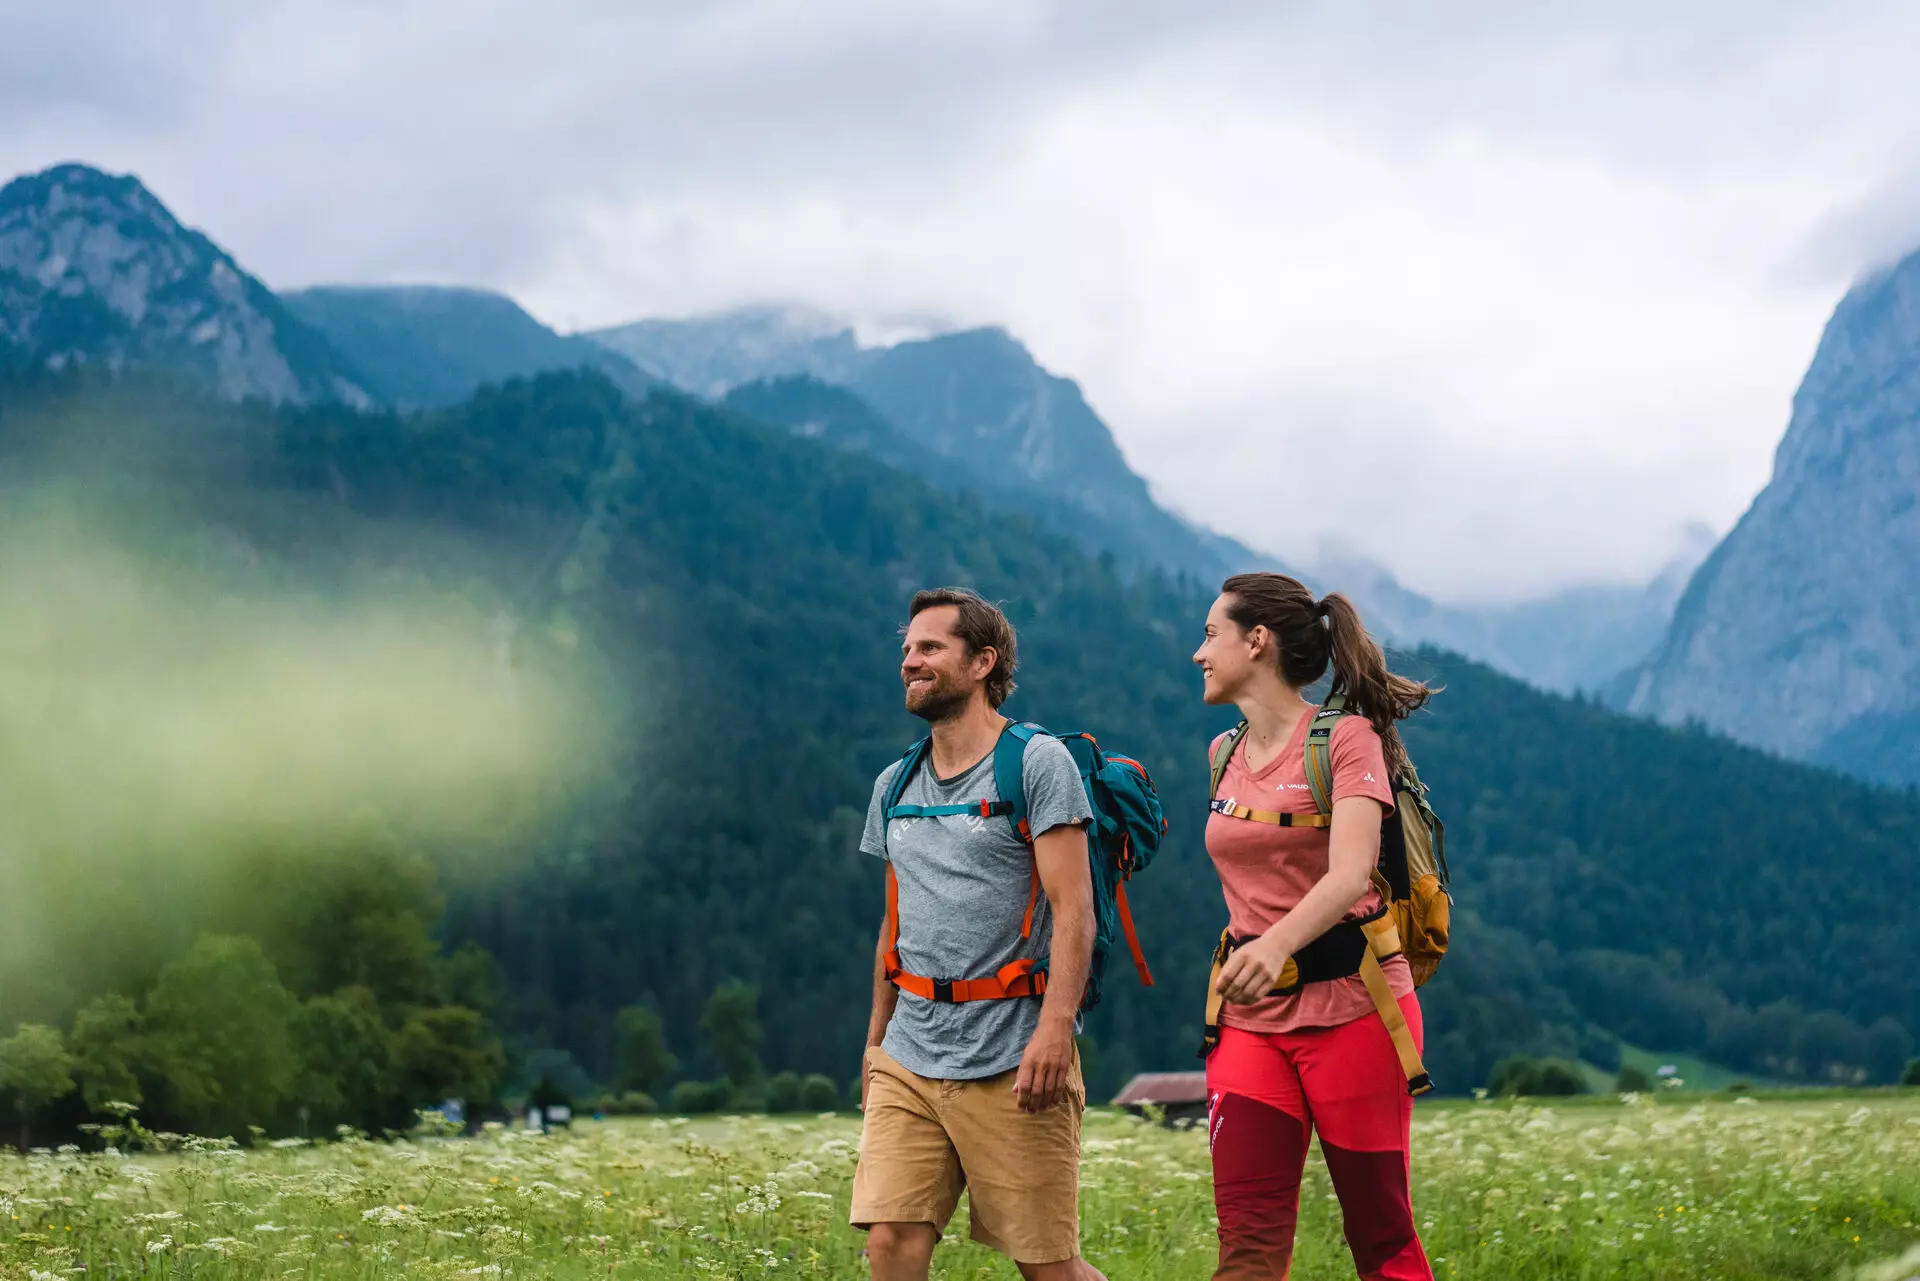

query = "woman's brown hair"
[{"left": 1220, "top": 572, "right": 1434, "bottom": 779}]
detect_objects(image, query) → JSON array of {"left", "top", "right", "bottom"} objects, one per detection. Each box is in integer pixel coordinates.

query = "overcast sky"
[{"left": 6, "top": 1, "right": 1920, "bottom": 602}]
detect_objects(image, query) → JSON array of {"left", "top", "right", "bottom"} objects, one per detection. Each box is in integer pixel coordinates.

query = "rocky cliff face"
[
  {"left": 847, "top": 327, "right": 1233, "bottom": 566},
  {"left": 0, "top": 164, "right": 367, "bottom": 405},
  {"left": 1624, "top": 249, "right": 1920, "bottom": 785},
  {"left": 587, "top": 305, "right": 873, "bottom": 399}
]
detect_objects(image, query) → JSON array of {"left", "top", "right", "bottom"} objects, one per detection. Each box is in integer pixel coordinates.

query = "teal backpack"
[{"left": 880, "top": 721, "right": 1165, "bottom": 1010}]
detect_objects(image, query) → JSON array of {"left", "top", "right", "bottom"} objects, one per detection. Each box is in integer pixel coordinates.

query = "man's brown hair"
[{"left": 909, "top": 587, "right": 1019, "bottom": 709}]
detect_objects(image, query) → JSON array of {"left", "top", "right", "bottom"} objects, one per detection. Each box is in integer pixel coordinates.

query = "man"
[{"left": 851, "top": 587, "right": 1107, "bottom": 1281}]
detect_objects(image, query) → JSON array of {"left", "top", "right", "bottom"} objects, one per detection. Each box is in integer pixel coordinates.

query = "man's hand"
[
  {"left": 1012, "top": 1016, "right": 1076, "bottom": 1113},
  {"left": 1215, "top": 932, "right": 1290, "bottom": 1005},
  {"left": 1017, "top": 819, "right": 1092, "bottom": 1115}
]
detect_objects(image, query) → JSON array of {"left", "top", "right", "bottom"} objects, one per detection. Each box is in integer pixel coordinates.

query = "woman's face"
[{"left": 1194, "top": 594, "right": 1263, "bottom": 705}]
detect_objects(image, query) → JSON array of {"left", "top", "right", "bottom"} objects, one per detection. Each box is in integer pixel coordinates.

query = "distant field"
[
  {"left": 1577, "top": 1044, "right": 1782, "bottom": 1094},
  {"left": 3, "top": 1095, "right": 1919, "bottom": 1279}
]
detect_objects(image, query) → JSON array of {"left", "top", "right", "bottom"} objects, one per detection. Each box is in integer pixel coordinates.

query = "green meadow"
[{"left": 5, "top": 1094, "right": 1919, "bottom": 1280}]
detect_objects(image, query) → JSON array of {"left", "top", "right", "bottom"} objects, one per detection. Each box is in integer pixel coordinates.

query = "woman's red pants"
[{"left": 1203, "top": 994, "right": 1433, "bottom": 1280}]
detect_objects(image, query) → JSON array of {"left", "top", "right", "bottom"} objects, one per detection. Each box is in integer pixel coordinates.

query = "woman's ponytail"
[
  {"left": 1220, "top": 572, "right": 1435, "bottom": 780},
  {"left": 1318, "top": 591, "right": 1432, "bottom": 780}
]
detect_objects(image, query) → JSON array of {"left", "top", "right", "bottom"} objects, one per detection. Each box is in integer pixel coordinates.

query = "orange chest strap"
[{"left": 882, "top": 859, "right": 1045, "bottom": 1004}]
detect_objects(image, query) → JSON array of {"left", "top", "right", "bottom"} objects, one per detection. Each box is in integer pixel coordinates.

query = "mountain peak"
[
  {"left": 0, "top": 162, "right": 168, "bottom": 217},
  {"left": 1770, "top": 245, "right": 1920, "bottom": 483},
  {"left": 587, "top": 304, "right": 871, "bottom": 398},
  {"left": 0, "top": 161, "right": 368, "bottom": 405},
  {"left": 1625, "top": 247, "right": 1920, "bottom": 784}
]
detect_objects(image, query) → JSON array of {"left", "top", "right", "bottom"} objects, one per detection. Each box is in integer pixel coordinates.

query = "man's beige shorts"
[{"left": 850, "top": 1043, "right": 1086, "bottom": 1264}]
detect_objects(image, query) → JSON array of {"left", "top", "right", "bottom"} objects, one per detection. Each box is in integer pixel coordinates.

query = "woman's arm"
[{"left": 1215, "top": 794, "right": 1385, "bottom": 1004}]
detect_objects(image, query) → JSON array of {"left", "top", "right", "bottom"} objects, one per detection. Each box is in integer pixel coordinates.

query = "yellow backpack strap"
[
  {"left": 1208, "top": 800, "right": 1331, "bottom": 828},
  {"left": 1198, "top": 929, "right": 1232, "bottom": 1057},
  {"left": 1209, "top": 722, "right": 1247, "bottom": 800},
  {"left": 1357, "top": 915, "right": 1433, "bottom": 1095}
]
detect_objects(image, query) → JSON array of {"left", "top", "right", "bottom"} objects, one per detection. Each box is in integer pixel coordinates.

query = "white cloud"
[{"left": 4, "top": 1, "right": 1920, "bottom": 600}]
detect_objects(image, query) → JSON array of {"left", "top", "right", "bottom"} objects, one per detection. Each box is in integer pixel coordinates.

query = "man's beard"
[{"left": 906, "top": 675, "right": 970, "bottom": 723}]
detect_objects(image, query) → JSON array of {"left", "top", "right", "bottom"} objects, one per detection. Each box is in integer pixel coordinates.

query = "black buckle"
[{"left": 931, "top": 978, "right": 954, "bottom": 1003}]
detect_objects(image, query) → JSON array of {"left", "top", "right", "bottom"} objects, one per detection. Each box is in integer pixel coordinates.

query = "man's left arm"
[{"left": 1013, "top": 820, "right": 1092, "bottom": 1114}]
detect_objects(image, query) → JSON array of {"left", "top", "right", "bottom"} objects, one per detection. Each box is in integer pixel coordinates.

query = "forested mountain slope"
[
  {"left": 5, "top": 369, "right": 1914, "bottom": 1101},
  {"left": 722, "top": 375, "right": 1227, "bottom": 583},
  {"left": 282, "top": 285, "right": 656, "bottom": 409}
]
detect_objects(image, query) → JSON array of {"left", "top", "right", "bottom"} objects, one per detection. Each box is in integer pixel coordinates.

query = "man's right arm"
[
  {"left": 857, "top": 765, "right": 899, "bottom": 1110},
  {"left": 862, "top": 912, "right": 899, "bottom": 1110}
]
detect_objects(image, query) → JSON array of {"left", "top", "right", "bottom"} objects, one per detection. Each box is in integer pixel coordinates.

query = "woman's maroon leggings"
[{"left": 1204, "top": 994, "right": 1432, "bottom": 1280}]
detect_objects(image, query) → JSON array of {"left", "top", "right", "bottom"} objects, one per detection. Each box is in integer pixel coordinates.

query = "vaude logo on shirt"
[{"left": 892, "top": 812, "right": 991, "bottom": 833}]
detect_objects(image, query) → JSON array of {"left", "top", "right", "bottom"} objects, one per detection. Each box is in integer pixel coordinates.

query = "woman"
[{"left": 1191, "top": 572, "right": 1435, "bottom": 1281}]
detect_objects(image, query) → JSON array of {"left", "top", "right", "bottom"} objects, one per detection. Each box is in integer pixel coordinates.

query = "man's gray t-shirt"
[{"left": 863, "top": 733, "right": 1092, "bottom": 1080}]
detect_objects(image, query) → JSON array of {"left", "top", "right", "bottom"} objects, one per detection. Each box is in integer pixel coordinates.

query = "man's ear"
[{"left": 971, "top": 645, "right": 999, "bottom": 680}]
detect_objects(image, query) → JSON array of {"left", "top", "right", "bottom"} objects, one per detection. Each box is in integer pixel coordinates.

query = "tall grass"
[{"left": 2, "top": 1095, "right": 1917, "bottom": 1278}]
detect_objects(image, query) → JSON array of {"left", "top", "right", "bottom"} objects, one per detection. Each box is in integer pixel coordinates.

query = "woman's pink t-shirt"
[{"left": 1206, "top": 709, "right": 1413, "bottom": 1034}]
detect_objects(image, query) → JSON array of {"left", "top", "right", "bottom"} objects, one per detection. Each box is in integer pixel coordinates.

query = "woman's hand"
[{"left": 1215, "top": 933, "right": 1291, "bottom": 1005}]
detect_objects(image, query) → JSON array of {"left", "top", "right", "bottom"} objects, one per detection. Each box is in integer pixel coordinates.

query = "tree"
[
  {"left": 0, "top": 1024, "right": 75, "bottom": 1149},
  {"left": 390, "top": 1006, "right": 504, "bottom": 1108},
  {"left": 441, "top": 942, "right": 500, "bottom": 1015},
  {"left": 766, "top": 1071, "right": 801, "bottom": 1113},
  {"left": 68, "top": 993, "right": 144, "bottom": 1114},
  {"left": 1793, "top": 1009, "right": 1868, "bottom": 1082},
  {"left": 520, "top": 1047, "right": 593, "bottom": 1111},
  {"left": 1614, "top": 1064, "right": 1655, "bottom": 1093},
  {"left": 799, "top": 1074, "right": 840, "bottom": 1112},
  {"left": 1865, "top": 1018, "right": 1914, "bottom": 1085},
  {"left": 699, "top": 981, "right": 763, "bottom": 1089},
  {"left": 145, "top": 935, "right": 300, "bottom": 1138},
  {"left": 1489, "top": 1055, "right": 1537, "bottom": 1098},
  {"left": 1489, "top": 1055, "right": 1587, "bottom": 1098},
  {"left": 291, "top": 987, "right": 393, "bottom": 1130},
  {"left": 1530, "top": 1060, "right": 1589, "bottom": 1096},
  {"left": 254, "top": 842, "right": 446, "bottom": 1011},
  {"left": 615, "top": 1004, "right": 676, "bottom": 1095},
  {"left": 669, "top": 1080, "right": 731, "bottom": 1114},
  {"left": 1902, "top": 1058, "right": 1920, "bottom": 1088}
]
